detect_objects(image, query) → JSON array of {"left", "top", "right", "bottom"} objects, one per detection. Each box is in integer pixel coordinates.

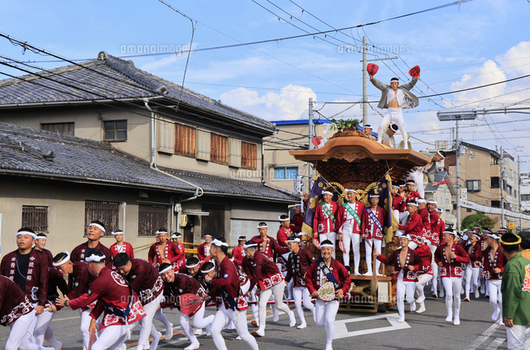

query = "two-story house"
[{"left": 0, "top": 52, "right": 297, "bottom": 257}]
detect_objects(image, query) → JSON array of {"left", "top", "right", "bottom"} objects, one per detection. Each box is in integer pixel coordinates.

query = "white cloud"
[{"left": 220, "top": 84, "right": 317, "bottom": 120}]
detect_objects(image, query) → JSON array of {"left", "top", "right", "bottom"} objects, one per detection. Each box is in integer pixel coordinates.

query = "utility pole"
[
  {"left": 519, "top": 155, "right": 522, "bottom": 232},
  {"left": 500, "top": 146, "right": 505, "bottom": 228},
  {"left": 362, "top": 36, "right": 367, "bottom": 126},
  {"left": 455, "top": 119, "right": 461, "bottom": 231}
]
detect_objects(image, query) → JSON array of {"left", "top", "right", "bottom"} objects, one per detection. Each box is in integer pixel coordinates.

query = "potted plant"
[{"left": 329, "top": 118, "right": 361, "bottom": 132}]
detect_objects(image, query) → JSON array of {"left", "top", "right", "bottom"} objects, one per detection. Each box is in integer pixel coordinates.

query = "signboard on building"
[{"left": 461, "top": 188, "right": 467, "bottom": 201}]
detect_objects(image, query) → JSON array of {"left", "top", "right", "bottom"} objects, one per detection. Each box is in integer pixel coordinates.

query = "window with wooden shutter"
[
  {"left": 84, "top": 201, "right": 120, "bottom": 236},
  {"left": 241, "top": 142, "right": 257, "bottom": 170},
  {"left": 175, "top": 124, "right": 196, "bottom": 157},
  {"left": 210, "top": 133, "right": 228, "bottom": 165},
  {"left": 138, "top": 204, "right": 169, "bottom": 236},
  {"left": 22, "top": 206, "right": 48, "bottom": 233}
]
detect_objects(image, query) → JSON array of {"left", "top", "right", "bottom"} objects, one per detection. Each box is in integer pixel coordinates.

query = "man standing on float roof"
[{"left": 370, "top": 74, "right": 419, "bottom": 149}]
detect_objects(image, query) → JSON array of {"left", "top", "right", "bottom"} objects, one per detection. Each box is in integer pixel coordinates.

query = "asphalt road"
[{"left": 0, "top": 292, "right": 511, "bottom": 350}]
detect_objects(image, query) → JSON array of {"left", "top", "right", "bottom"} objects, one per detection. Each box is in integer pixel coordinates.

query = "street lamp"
[{"left": 437, "top": 109, "right": 477, "bottom": 231}]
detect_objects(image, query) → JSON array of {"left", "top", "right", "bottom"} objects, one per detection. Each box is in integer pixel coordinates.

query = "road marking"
[
  {"left": 333, "top": 313, "right": 410, "bottom": 339},
  {"left": 485, "top": 338, "right": 505, "bottom": 350},
  {"left": 464, "top": 323, "right": 500, "bottom": 350},
  {"left": 51, "top": 316, "right": 81, "bottom": 322}
]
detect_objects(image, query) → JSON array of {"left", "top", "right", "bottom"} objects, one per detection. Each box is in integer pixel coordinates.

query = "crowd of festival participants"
[{"left": 1, "top": 188, "right": 529, "bottom": 350}]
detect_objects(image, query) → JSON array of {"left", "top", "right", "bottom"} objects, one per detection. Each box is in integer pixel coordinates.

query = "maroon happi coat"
[
  {"left": 313, "top": 201, "right": 339, "bottom": 234},
  {"left": 123, "top": 258, "right": 164, "bottom": 305},
  {"left": 148, "top": 241, "right": 181, "bottom": 268},
  {"left": 68, "top": 267, "right": 146, "bottom": 330},
  {"left": 335, "top": 201, "right": 366, "bottom": 234},
  {"left": 161, "top": 273, "right": 208, "bottom": 316},
  {"left": 0, "top": 248, "right": 48, "bottom": 306},
  {"left": 71, "top": 241, "right": 113, "bottom": 267},
  {"left": 304, "top": 258, "right": 351, "bottom": 297},
  {"left": 250, "top": 235, "right": 290, "bottom": 261},
  {"left": 285, "top": 248, "right": 315, "bottom": 287},
  {"left": 482, "top": 246, "right": 507, "bottom": 280},
  {"left": 242, "top": 251, "right": 284, "bottom": 291},
  {"left": 377, "top": 247, "right": 422, "bottom": 282},
  {"left": 110, "top": 242, "right": 135, "bottom": 259},
  {"left": 209, "top": 256, "right": 248, "bottom": 311},
  {"left": 434, "top": 243, "right": 470, "bottom": 278},
  {"left": 398, "top": 212, "right": 424, "bottom": 245},
  {"left": 0, "top": 275, "right": 34, "bottom": 326}
]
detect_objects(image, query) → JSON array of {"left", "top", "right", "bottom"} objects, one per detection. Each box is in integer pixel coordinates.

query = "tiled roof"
[
  {"left": 0, "top": 122, "right": 297, "bottom": 202},
  {"left": 0, "top": 52, "right": 274, "bottom": 133}
]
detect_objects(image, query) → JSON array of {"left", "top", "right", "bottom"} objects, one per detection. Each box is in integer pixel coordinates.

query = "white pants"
[
  {"left": 409, "top": 170, "right": 425, "bottom": 198},
  {"left": 341, "top": 229, "right": 361, "bottom": 272},
  {"left": 378, "top": 107, "right": 408, "bottom": 149},
  {"left": 258, "top": 281, "right": 293, "bottom": 333},
  {"left": 180, "top": 302, "right": 215, "bottom": 345},
  {"left": 91, "top": 322, "right": 137, "bottom": 350},
  {"left": 364, "top": 239, "right": 382, "bottom": 275},
  {"left": 249, "top": 286, "right": 260, "bottom": 325},
  {"left": 415, "top": 273, "right": 433, "bottom": 303},
  {"left": 429, "top": 245, "right": 439, "bottom": 295},
  {"left": 396, "top": 271, "right": 415, "bottom": 320},
  {"left": 293, "top": 286, "right": 315, "bottom": 325},
  {"left": 319, "top": 231, "right": 336, "bottom": 258},
  {"left": 315, "top": 299, "right": 339, "bottom": 349},
  {"left": 153, "top": 307, "right": 172, "bottom": 333},
  {"left": 137, "top": 293, "right": 163, "bottom": 350},
  {"left": 6, "top": 310, "right": 53, "bottom": 350},
  {"left": 211, "top": 302, "right": 258, "bottom": 350},
  {"left": 443, "top": 277, "right": 462, "bottom": 321},
  {"left": 506, "top": 325, "right": 530, "bottom": 350},
  {"left": 79, "top": 308, "right": 93, "bottom": 350},
  {"left": 465, "top": 265, "right": 481, "bottom": 298},
  {"left": 488, "top": 279, "right": 502, "bottom": 320}
]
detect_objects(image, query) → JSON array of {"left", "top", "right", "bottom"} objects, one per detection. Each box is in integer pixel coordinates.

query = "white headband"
[
  {"left": 444, "top": 230, "right": 457, "bottom": 236},
  {"left": 85, "top": 253, "right": 106, "bottom": 263},
  {"left": 286, "top": 237, "right": 301, "bottom": 243},
  {"left": 487, "top": 233, "right": 499, "bottom": 240},
  {"left": 185, "top": 261, "right": 199, "bottom": 269},
  {"left": 369, "top": 194, "right": 379, "bottom": 198},
  {"left": 155, "top": 230, "right": 168, "bottom": 235},
  {"left": 416, "top": 199, "right": 426, "bottom": 204},
  {"left": 52, "top": 251, "right": 70, "bottom": 267},
  {"left": 159, "top": 265, "right": 173, "bottom": 275},
  {"left": 278, "top": 216, "right": 289, "bottom": 222},
  {"left": 427, "top": 200, "right": 437, "bottom": 205},
  {"left": 211, "top": 239, "right": 228, "bottom": 247},
  {"left": 201, "top": 261, "right": 216, "bottom": 274},
  {"left": 294, "top": 204, "right": 302, "bottom": 207},
  {"left": 320, "top": 243, "right": 334, "bottom": 248},
  {"left": 204, "top": 234, "right": 213, "bottom": 238},
  {"left": 407, "top": 202, "right": 418, "bottom": 207},
  {"left": 36, "top": 235, "right": 47, "bottom": 240},
  {"left": 257, "top": 224, "right": 268, "bottom": 229},
  {"left": 111, "top": 230, "right": 124, "bottom": 236},
  {"left": 243, "top": 242, "right": 258, "bottom": 249},
  {"left": 17, "top": 231, "right": 37, "bottom": 239},
  {"left": 344, "top": 189, "right": 358, "bottom": 194},
  {"left": 171, "top": 234, "right": 182, "bottom": 239},
  {"left": 322, "top": 191, "right": 333, "bottom": 196},
  {"left": 89, "top": 223, "right": 106, "bottom": 233},
  {"left": 400, "top": 234, "right": 411, "bottom": 240}
]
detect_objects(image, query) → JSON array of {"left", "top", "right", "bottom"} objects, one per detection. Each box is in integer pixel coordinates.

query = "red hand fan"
[
  {"left": 367, "top": 63, "right": 379, "bottom": 76},
  {"left": 312, "top": 237, "right": 321, "bottom": 250},
  {"left": 409, "top": 65, "right": 420, "bottom": 78},
  {"left": 180, "top": 293, "right": 203, "bottom": 316},
  {"left": 312, "top": 136, "right": 323, "bottom": 147},
  {"left": 339, "top": 239, "right": 345, "bottom": 253}
]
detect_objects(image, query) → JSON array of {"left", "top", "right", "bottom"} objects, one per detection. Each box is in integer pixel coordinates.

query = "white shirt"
[{"left": 386, "top": 88, "right": 405, "bottom": 106}]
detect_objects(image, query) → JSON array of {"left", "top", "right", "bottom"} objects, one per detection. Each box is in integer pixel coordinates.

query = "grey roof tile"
[
  {"left": 0, "top": 122, "right": 296, "bottom": 202},
  {"left": 0, "top": 53, "right": 274, "bottom": 132}
]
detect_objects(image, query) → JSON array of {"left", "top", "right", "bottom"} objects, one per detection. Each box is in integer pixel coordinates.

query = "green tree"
[
  {"left": 461, "top": 213, "right": 486, "bottom": 230},
  {"left": 478, "top": 216, "right": 495, "bottom": 230}
]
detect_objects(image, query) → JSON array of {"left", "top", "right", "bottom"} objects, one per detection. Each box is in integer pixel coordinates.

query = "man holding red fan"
[{"left": 369, "top": 64, "right": 420, "bottom": 149}]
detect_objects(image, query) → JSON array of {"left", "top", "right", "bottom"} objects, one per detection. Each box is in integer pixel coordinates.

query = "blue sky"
[{"left": 1, "top": 0, "right": 530, "bottom": 168}]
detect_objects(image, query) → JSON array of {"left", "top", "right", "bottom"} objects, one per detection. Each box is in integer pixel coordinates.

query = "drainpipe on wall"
[
  {"left": 143, "top": 98, "right": 204, "bottom": 231},
  {"left": 121, "top": 202, "right": 126, "bottom": 232}
]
